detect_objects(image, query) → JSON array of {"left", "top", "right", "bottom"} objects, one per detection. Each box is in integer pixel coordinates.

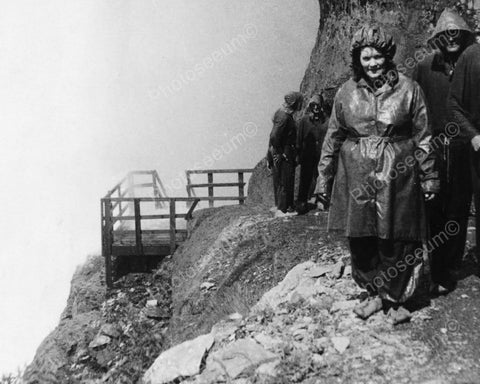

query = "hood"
[
  {"left": 430, "top": 8, "right": 472, "bottom": 39},
  {"left": 307, "top": 94, "right": 323, "bottom": 111},
  {"left": 350, "top": 25, "right": 396, "bottom": 59},
  {"left": 283, "top": 91, "right": 303, "bottom": 110}
]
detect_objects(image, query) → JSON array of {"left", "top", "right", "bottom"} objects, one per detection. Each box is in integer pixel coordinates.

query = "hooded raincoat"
[
  {"left": 413, "top": 8, "right": 473, "bottom": 286},
  {"left": 268, "top": 92, "right": 303, "bottom": 212},
  {"left": 296, "top": 95, "right": 329, "bottom": 204}
]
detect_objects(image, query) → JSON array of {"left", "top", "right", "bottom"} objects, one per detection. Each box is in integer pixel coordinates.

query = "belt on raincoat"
[{"left": 345, "top": 135, "right": 411, "bottom": 143}]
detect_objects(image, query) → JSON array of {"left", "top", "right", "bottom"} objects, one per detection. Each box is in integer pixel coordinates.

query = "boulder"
[
  {"left": 142, "top": 333, "right": 215, "bottom": 384},
  {"left": 206, "top": 338, "right": 277, "bottom": 379}
]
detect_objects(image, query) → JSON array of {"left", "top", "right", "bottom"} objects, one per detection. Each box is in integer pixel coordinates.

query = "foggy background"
[{"left": 0, "top": 0, "right": 318, "bottom": 374}]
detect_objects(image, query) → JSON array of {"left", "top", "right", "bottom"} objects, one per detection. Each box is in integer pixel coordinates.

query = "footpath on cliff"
[{"left": 23, "top": 161, "right": 480, "bottom": 384}]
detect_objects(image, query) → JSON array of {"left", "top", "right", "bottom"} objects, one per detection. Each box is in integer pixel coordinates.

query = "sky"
[{"left": 0, "top": 0, "right": 319, "bottom": 374}]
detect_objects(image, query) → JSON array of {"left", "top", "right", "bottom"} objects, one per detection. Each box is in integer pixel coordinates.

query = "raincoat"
[
  {"left": 297, "top": 95, "right": 329, "bottom": 203},
  {"left": 413, "top": 8, "right": 474, "bottom": 286},
  {"left": 268, "top": 106, "right": 298, "bottom": 212},
  {"left": 448, "top": 42, "right": 480, "bottom": 259},
  {"left": 315, "top": 73, "right": 439, "bottom": 241},
  {"left": 296, "top": 95, "right": 328, "bottom": 164}
]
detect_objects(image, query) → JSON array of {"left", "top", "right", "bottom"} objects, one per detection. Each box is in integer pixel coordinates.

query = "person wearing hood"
[
  {"left": 296, "top": 94, "right": 329, "bottom": 214},
  {"left": 315, "top": 25, "right": 439, "bottom": 324},
  {"left": 448, "top": 21, "right": 480, "bottom": 276},
  {"left": 413, "top": 8, "right": 474, "bottom": 293},
  {"left": 268, "top": 91, "right": 303, "bottom": 214}
]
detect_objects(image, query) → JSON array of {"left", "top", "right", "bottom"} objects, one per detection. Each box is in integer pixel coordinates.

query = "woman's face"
[{"left": 359, "top": 47, "right": 386, "bottom": 80}]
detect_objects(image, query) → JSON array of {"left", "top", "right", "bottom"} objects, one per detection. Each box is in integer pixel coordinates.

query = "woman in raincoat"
[{"left": 314, "top": 25, "right": 439, "bottom": 323}]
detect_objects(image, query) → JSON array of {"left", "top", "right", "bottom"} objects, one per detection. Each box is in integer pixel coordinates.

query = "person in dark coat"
[
  {"left": 315, "top": 25, "right": 439, "bottom": 324},
  {"left": 296, "top": 94, "right": 329, "bottom": 214},
  {"left": 448, "top": 40, "right": 480, "bottom": 274},
  {"left": 413, "top": 9, "right": 474, "bottom": 292},
  {"left": 268, "top": 91, "right": 303, "bottom": 214}
]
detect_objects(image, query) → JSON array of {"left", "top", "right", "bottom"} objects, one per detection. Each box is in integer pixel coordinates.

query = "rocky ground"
[
  {"left": 22, "top": 164, "right": 480, "bottom": 383},
  {"left": 141, "top": 231, "right": 480, "bottom": 384}
]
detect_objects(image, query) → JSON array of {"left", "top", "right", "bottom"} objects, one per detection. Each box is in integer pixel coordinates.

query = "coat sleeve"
[
  {"left": 411, "top": 82, "right": 440, "bottom": 194},
  {"left": 447, "top": 50, "right": 480, "bottom": 141},
  {"left": 314, "top": 96, "right": 347, "bottom": 195},
  {"left": 296, "top": 118, "right": 304, "bottom": 159},
  {"left": 269, "top": 111, "right": 288, "bottom": 156}
]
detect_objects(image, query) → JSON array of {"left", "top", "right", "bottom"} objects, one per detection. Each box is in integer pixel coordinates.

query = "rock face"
[
  {"left": 171, "top": 207, "right": 332, "bottom": 345},
  {"left": 246, "top": 158, "right": 274, "bottom": 208},
  {"left": 23, "top": 256, "right": 105, "bottom": 383},
  {"left": 302, "top": 0, "right": 476, "bottom": 108}
]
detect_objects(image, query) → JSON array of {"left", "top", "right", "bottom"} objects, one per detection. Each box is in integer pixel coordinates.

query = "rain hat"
[{"left": 350, "top": 25, "right": 396, "bottom": 59}]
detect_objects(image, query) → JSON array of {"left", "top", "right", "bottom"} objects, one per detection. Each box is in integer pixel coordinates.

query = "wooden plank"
[
  {"left": 113, "top": 231, "right": 187, "bottom": 246},
  {"left": 103, "top": 199, "right": 114, "bottom": 288},
  {"left": 118, "top": 185, "right": 123, "bottom": 215},
  {"left": 153, "top": 171, "right": 168, "bottom": 198},
  {"left": 132, "top": 182, "right": 155, "bottom": 188},
  {"left": 127, "top": 173, "right": 134, "bottom": 216},
  {"left": 119, "top": 204, "right": 129, "bottom": 217},
  {"left": 208, "top": 173, "right": 214, "bottom": 208},
  {"left": 109, "top": 196, "right": 245, "bottom": 203},
  {"left": 152, "top": 172, "right": 162, "bottom": 209},
  {"left": 112, "top": 245, "right": 172, "bottom": 256},
  {"left": 114, "top": 229, "right": 188, "bottom": 235},
  {"left": 238, "top": 172, "right": 245, "bottom": 205},
  {"left": 107, "top": 197, "right": 205, "bottom": 202},
  {"left": 188, "top": 196, "right": 247, "bottom": 201},
  {"left": 187, "top": 182, "right": 245, "bottom": 189},
  {"left": 186, "top": 171, "right": 193, "bottom": 198},
  {"left": 113, "top": 213, "right": 186, "bottom": 222},
  {"left": 170, "top": 198, "right": 176, "bottom": 254},
  {"left": 104, "top": 176, "right": 127, "bottom": 198},
  {"left": 186, "top": 169, "right": 254, "bottom": 174},
  {"left": 129, "top": 170, "right": 156, "bottom": 175},
  {"left": 134, "top": 199, "right": 143, "bottom": 256},
  {"left": 185, "top": 198, "right": 200, "bottom": 220}
]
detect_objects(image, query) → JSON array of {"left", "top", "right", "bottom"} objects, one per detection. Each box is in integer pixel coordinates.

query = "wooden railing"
[
  {"left": 101, "top": 196, "right": 200, "bottom": 288},
  {"left": 185, "top": 168, "right": 254, "bottom": 207},
  {"left": 102, "top": 168, "right": 254, "bottom": 288}
]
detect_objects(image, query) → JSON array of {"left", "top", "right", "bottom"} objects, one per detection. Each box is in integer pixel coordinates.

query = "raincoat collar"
[{"left": 356, "top": 76, "right": 394, "bottom": 95}]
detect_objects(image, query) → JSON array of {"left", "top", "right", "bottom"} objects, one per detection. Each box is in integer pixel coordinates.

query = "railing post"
[
  {"left": 127, "top": 172, "right": 134, "bottom": 216},
  {"left": 103, "top": 199, "right": 114, "bottom": 289},
  {"left": 208, "top": 172, "right": 214, "bottom": 207},
  {"left": 118, "top": 185, "right": 123, "bottom": 217},
  {"left": 152, "top": 172, "right": 159, "bottom": 208},
  {"left": 186, "top": 171, "right": 192, "bottom": 208},
  {"left": 186, "top": 171, "right": 192, "bottom": 198},
  {"left": 134, "top": 198, "right": 143, "bottom": 256},
  {"left": 238, "top": 172, "right": 244, "bottom": 205},
  {"left": 170, "top": 198, "right": 176, "bottom": 254}
]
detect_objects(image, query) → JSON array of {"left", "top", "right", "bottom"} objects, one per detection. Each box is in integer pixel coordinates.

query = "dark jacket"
[
  {"left": 315, "top": 73, "right": 439, "bottom": 240},
  {"left": 296, "top": 115, "right": 328, "bottom": 162},
  {"left": 413, "top": 52, "right": 459, "bottom": 139},
  {"left": 269, "top": 108, "right": 297, "bottom": 163},
  {"left": 448, "top": 43, "right": 480, "bottom": 141}
]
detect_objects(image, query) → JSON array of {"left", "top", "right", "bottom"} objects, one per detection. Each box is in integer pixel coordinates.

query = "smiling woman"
[
  {"left": 315, "top": 24, "right": 439, "bottom": 324},
  {"left": 0, "top": 0, "right": 318, "bottom": 375},
  {"left": 359, "top": 47, "right": 386, "bottom": 80}
]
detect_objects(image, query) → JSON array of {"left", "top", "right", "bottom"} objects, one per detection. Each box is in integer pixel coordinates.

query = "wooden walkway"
[{"left": 101, "top": 168, "right": 253, "bottom": 287}]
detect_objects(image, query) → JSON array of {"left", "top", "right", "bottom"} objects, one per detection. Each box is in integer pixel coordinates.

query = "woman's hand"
[{"left": 424, "top": 192, "right": 436, "bottom": 201}]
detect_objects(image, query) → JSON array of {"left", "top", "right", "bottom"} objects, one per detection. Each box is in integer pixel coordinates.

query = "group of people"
[
  {"left": 267, "top": 92, "right": 329, "bottom": 215},
  {"left": 267, "top": 8, "right": 480, "bottom": 324}
]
